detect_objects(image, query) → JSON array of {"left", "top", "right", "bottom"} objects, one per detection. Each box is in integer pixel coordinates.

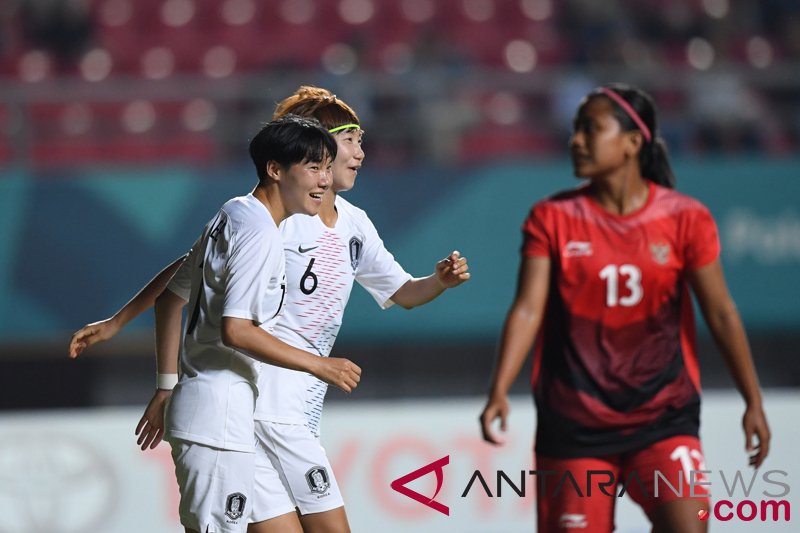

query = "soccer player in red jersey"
[{"left": 480, "top": 84, "right": 770, "bottom": 533}]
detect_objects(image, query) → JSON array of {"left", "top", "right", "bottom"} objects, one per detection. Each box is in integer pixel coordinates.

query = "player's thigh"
[
  {"left": 251, "top": 439, "right": 297, "bottom": 524},
  {"left": 299, "top": 506, "right": 351, "bottom": 533},
  {"left": 650, "top": 499, "right": 708, "bottom": 533},
  {"left": 256, "top": 422, "right": 346, "bottom": 519},
  {"left": 170, "top": 439, "right": 254, "bottom": 533},
  {"left": 247, "top": 511, "right": 304, "bottom": 533},
  {"left": 621, "top": 435, "right": 709, "bottom": 531},
  {"left": 535, "top": 454, "right": 620, "bottom": 533}
]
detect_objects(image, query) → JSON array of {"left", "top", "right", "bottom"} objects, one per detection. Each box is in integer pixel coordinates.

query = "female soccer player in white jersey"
[
  {"left": 69, "top": 87, "right": 470, "bottom": 533},
  {"left": 147, "top": 114, "right": 361, "bottom": 533}
]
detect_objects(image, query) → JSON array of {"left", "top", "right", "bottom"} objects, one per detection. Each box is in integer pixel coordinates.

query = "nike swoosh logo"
[{"left": 298, "top": 245, "right": 319, "bottom": 253}]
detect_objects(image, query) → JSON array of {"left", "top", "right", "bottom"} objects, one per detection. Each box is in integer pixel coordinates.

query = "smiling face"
[
  {"left": 274, "top": 157, "right": 333, "bottom": 216},
  {"left": 330, "top": 127, "right": 364, "bottom": 193},
  {"left": 569, "top": 96, "right": 640, "bottom": 180}
]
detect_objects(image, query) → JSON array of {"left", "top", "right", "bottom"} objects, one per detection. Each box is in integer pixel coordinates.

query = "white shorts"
[
  {"left": 251, "top": 421, "right": 344, "bottom": 522},
  {"left": 170, "top": 439, "right": 255, "bottom": 533}
]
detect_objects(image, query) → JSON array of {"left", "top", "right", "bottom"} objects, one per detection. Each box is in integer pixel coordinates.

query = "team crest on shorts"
[
  {"left": 349, "top": 237, "right": 363, "bottom": 271},
  {"left": 306, "top": 466, "right": 331, "bottom": 494},
  {"left": 225, "top": 492, "right": 247, "bottom": 520}
]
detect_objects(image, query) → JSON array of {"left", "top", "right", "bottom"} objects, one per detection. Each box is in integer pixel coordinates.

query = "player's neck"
[
  {"left": 318, "top": 191, "right": 338, "bottom": 228},
  {"left": 252, "top": 184, "right": 287, "bottom": 226},
  {"left": 589, "top": 169, "right": 650, "bottom": 216}
]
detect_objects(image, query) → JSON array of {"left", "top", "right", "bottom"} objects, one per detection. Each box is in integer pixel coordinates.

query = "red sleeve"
[
  {"left": 684, "top": 204, "right": 720, "bottom": 270},
  {"left": 521, "top": 202, "right": 552, "bottom": 257}
]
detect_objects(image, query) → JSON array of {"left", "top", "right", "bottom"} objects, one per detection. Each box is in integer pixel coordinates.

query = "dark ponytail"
[
  {"left": 593, "top": 83, "right": 676, "bottom": 189},
  {"left": 641, "top": 136, "right": 675, "bottom": 189}
]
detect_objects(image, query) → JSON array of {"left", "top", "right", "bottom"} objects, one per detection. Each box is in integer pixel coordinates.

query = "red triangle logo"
[{"left": 390, "top": 455, "right": 450, "bottom": 516}]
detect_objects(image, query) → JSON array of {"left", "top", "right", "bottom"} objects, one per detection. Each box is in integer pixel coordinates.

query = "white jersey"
[
  {"left": 165, "top": 193, "right": 287, "bottom": 453},
  {"left": 254, "top": 196, "right": 411, "bottom": 434}
]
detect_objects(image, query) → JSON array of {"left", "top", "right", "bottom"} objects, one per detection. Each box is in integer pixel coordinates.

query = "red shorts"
[{"left": 535, "top": 435, "right": 710, "bottom": 532}]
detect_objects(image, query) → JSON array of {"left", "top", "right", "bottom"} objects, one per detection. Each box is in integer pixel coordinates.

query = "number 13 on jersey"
[{"left": 599, "top": 264, "right": 643, "bottom": 307}]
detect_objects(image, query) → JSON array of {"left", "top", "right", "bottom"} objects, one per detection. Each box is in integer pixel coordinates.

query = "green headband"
[{"left": 328, "top": 124, "right": 361, "bottom": 133}]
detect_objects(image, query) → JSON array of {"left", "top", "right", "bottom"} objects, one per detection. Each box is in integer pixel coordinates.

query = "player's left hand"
[
  {"left": 743, "top": 403, "right": 770, "bottom": 468},
  {"left": 135, "top": 389, "right": 172, "bottom": 451},
  {"left": 435, "top": 250, "right": 470, "bottom": 288}
]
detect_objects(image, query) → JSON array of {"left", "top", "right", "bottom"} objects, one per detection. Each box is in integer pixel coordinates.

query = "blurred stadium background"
[{"left": 0, "top": 0, "right": 798, "bottom": 531}]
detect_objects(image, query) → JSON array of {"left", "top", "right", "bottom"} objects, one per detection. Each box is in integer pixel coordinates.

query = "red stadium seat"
[
  {"left": 27, "top": 100, "right": 215, "bottom": 166},
  {"left": 459, "top": 123, "right": 559, "bottom": 161}
]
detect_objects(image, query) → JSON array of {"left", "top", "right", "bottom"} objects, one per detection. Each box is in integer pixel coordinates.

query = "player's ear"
[
  {"left": 625, "top": 131, "right": 644, "bottom": 158},
  {"left": 265, "top": 160, "right": 282, "bottom": 182}
]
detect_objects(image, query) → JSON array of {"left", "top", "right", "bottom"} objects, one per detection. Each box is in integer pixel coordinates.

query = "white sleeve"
[
  {"left": 222, "top": 223, "right": 283, "bottom": 325},
  {"left": 355, "top": 214, "right": 412, "bottom": 309},
  {"left": 166, "top": 237, "right": 202, "bottom": 301}
]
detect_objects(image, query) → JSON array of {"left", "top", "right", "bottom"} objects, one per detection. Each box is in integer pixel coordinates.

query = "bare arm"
[
  {"left": 134, "top": 288, "right": 185, "bottom": 450},
  {"left": 68, "top": 256, "right": 185, "bottom": 358},
  {"left": 221, "top": 317, "right": 361, "bottom": 393},
  {"left": 480, "top": 256, "right": 550, "bottom": 445},
  {"left": 390, "top": 251, "right": 471, "bottom": 309},
  {"left": 135, "top": 288, "right": 187, "bottom": 451},
  {"left": 689, "top": 259, "right": 770, "bottom": 467},
  {"left": 153, "top": 289, "right": 185, "bottom": 376}
]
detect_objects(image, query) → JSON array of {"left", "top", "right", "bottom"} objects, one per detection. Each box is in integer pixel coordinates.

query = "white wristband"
[{"left": 156, "top": 373, "right": 178, "bottom": 391}]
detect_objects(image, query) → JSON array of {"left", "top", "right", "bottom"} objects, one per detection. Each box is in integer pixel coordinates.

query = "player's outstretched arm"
[
  {"left": 221, "top": 317, "right": 362, "bottom": 393},
  {"left": 135, "top": 288, "right": 187, "bottom": 450},
  {"left": 390, "top": 250, "right": 471, "bottom": 309},
  {"left": 480, "top": 256, "right": 550, "bottom": 445},
  {"left": 689, "top": 259, "right": 771, "bottom": 468},
  {"left": 68, "top": 256, "right": 185, "bottom": 358}
]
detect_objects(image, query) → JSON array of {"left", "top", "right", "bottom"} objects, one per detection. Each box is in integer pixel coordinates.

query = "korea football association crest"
[
  {"left": 349, "top": 236, "right": 363, "bottom": 271},
  {"left": 306, "top": 466, "right": 331, "bottom": 495},
  {"left": 225, "top": 492, "right": 247, "bottom": 521}
]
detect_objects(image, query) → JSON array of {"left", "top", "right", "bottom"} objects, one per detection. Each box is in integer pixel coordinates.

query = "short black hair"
[{"left": 249, "top": 114, "right": 338, "bottom": 180}]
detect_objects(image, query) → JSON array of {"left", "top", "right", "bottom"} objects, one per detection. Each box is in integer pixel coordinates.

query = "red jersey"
[{"left": 522, "top": 181, "right": 720, "bottom": 457}]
